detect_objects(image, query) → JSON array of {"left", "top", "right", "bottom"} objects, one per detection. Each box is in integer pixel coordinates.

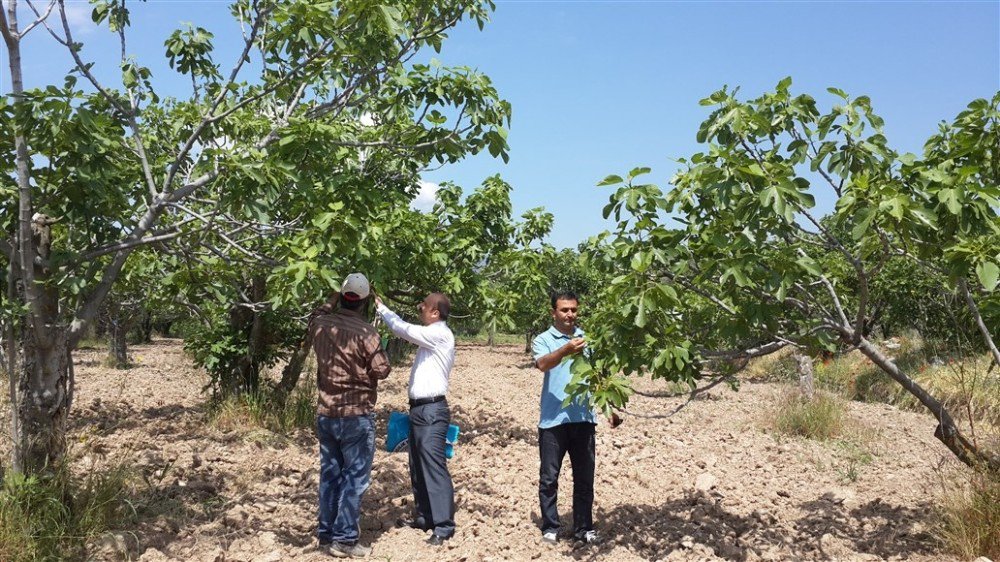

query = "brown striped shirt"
[{"left": 309, "top": 308, "right": 391, "bottom": 418}]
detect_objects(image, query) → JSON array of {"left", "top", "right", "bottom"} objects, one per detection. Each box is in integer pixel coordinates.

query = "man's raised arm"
[{"left": 534, "top": 337, "right": 586, "bottom": 372}]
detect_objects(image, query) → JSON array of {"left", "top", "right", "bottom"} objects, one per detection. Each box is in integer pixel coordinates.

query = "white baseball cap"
[{"left": 341, "top": 273, "right": 370, "bottom": 301}]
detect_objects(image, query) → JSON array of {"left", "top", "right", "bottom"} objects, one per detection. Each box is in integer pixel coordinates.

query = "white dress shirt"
[{"left": 377, "top": 303, "right": 455, "bottom": 400}]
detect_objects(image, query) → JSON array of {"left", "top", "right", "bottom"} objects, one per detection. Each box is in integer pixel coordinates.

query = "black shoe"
[
  {"left": 396, "top": 516, "right": 432, "bottom": 531},
  {"left": 427, "top": 534, "right": 449, "bottom": 546}
]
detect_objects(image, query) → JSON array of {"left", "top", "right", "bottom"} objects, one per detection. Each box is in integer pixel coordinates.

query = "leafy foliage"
[{"left": 578, "top": 82, "right": 999, "bottom": 468}]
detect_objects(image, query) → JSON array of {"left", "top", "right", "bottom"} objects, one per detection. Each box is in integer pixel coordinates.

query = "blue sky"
[{"left": 4, "top": 0, "right": 999, "bottom": 248}]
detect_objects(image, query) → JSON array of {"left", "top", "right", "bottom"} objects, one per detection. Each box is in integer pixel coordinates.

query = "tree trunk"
[
  {"left": 524, "top": 330, "right": 533, "bottom": 354},
  {"left": 276, "top": 337, "right": 310, "bottom": 396},
  {"left": 95, "top": 311, "right": 108, "bottom": 339},
  {"left": 858, "top": 338, "right": 999, "bottom": 472},
  {"left": 135, "top": 309, "right": 153, "bottom": 344},
  {"left": 6, "top": 0, "right": 74, "bottom": 474},
  {"left": 228, "top": 275, "right": 267, "bottom": 394},
  {"left": 106, "top": 302, "right": 129, "bottom": 369},
  {"left": 14, "top": 325, "right": 71, "bottom": 474}
]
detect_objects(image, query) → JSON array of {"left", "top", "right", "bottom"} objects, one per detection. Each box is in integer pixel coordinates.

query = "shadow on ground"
[{"left": 568, "top": 491, "right": 938, "bottom": 561}]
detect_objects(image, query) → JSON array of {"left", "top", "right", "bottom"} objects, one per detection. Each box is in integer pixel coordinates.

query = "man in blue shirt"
[{"left": 532, "top": 291, "right": 600, "bottom": 545}]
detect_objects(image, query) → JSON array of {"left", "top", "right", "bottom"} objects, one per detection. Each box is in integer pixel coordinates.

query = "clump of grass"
[
  {"left": 832, "top": 439, "right": 875, "bottom": 483},
  {"left": 0, "top": 460, "right": 138, "bottom": 561},
  {"left": 936, "top": 465, "right": 1000, "bottom": 560},
  {"left": 209, "top": 376, "right": 317, "bottom": 434},
  {"left": 770, "top": 389, "right": 846, "bottom": 441}
]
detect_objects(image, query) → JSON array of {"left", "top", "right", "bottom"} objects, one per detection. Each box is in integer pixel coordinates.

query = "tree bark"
[
  {"left": 276, "top": 339, "right": 309, "bottom": 396},
  {"left": 15, "top": 325, "right": 71, "bottom": 474},
  {"left": 11, "top": 215, "right": 73, "bottom": 473}
]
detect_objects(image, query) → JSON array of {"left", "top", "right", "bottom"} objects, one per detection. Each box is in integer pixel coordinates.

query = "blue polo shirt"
[{"left": 532, "top": 326, "right": 596, "bottom": 429}]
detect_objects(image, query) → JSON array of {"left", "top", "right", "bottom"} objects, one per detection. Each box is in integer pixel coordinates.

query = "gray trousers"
[{"left": 408, "top": 399, "right": 455, "bottom": 538}]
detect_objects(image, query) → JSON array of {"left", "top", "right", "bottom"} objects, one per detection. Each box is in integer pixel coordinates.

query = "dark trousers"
[
  {"left": 409, "top": 400, "right": 455, "bottom": 538},
  {"left": 317, "top": 413, "right": 375, "bottom": 544},
  {"left": 538, "top": 422, "right": 596, "bottom": 535}
]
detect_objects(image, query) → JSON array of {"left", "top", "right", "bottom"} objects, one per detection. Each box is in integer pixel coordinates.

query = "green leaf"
[
  {"left": 937, "top": 188, "right": 962, "bottom": 215},
  {"left": 852, "top": 208, "right": 876, "bottom": 240},
  {"left": 976, "top": 261, "right": 1000, "bottom": 292},
  {"left": 827, "top": 87, "right": 849, "bottom": 100},
  {"left": 597, "top": 174, "right": 624, "bottom": 187},
  {"left": 795, "top": 255, "right": 822, "bottom": 277},
  {"left": 627, "top": 167, "right": 652, "bottom": 180}
]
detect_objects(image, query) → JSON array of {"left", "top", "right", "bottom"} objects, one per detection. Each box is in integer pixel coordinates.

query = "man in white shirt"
[{"left": 375, "top": 292, "right": 456, "bottom": 545}]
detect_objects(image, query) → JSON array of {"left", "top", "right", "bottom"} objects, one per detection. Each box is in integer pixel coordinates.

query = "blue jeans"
[{"left": 317, "top": 413, "right": 375, "bottom": 544}]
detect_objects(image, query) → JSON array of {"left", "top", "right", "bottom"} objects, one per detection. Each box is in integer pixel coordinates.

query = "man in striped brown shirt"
[{"left": 309, "top": 273, "right": 391, "bottom": 558}]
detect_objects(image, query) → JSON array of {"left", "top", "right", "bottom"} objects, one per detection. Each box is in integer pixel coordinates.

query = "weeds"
[
  {"left": 0, "top": 460, "right": 139, "bottom": 561},
  {"left": 770, "top": 389, "right": 846, "bottom": 441},
  {"left": 208, "top": 376, "right": 317, "bottom": 435},
  {"left": 833, "top": 440, "right": 875, "bottom": 483},
  {"left": 935, "top": 465, "right": 1000, "bottom": 560}
]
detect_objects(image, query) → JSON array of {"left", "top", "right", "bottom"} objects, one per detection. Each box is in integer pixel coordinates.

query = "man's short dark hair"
[
  {"left": 339, "top": 294, "right": 366, "bottom": 310},
  {"left": 429, "top": 292, "right": 450, "bottom": 320},
  {"left": 551, "top": 291, "right": 579, "bottom": 309}
]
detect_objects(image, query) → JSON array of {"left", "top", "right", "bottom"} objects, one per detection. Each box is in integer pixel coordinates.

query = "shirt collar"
[{"left": 546, "top": 325, "right": 582, "bottom": 340}]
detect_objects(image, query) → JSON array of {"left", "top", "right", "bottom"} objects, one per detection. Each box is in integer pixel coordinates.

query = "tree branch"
[
  {"left": 958, "top": 278, "right": 1000, "bottom": 368},
  {"left": 18, "top": 0, "right": 56, "bottom": 39},
  {"left": 162, "top": 3, "right": 272, "bottom": 195},
  {"left": 701, "top": 340, "right": 788, "bottom": 360},
  {"left": 75, "top": 229, "right": 186, "bottom": 263}
]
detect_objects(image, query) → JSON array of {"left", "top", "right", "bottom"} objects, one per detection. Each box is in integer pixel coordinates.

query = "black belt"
[{"left": 409, "top": 395, "right": 446, "bottom": 408}]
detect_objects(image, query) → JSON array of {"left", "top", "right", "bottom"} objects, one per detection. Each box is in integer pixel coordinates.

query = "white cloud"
[
  {"left": 411, "top": 180, "right": 439, "bottom": 213},
  {"left": 62, "top": 4, "right": 96, "bottom": 35}
]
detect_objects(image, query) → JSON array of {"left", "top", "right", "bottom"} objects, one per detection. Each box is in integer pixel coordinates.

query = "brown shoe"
[{"left": 326, "top": 542, "right": 371, "bottom": 558}]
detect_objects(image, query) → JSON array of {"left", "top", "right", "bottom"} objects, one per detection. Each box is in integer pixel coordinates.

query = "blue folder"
[{"left": 386, "top": 411, "right": 460, "bottom": 459}]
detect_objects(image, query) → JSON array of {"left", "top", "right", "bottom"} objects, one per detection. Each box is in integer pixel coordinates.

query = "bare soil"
[{"left": 65, "top": 340, "right": 962, "bottom": 561}]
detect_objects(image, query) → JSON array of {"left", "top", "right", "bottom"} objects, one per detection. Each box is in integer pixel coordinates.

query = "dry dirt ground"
[{"left": 65, "top": 339, "right": 964, "bottom": 562}]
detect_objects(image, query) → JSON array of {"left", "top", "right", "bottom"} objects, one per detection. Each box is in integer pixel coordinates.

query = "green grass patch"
[
  {"left": 0, "top": 461, "right": 139, "bottom": 561},
  {"left": 770, "top": 389, "right": 847, "bottom": 441},
  {"left": 208, "top": 376, "right": 317, "bottom": 435}
]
